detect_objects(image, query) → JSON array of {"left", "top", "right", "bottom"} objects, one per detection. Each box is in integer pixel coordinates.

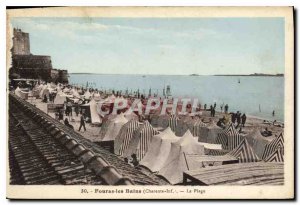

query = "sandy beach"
[{"left": 29, "top": 98, "right": 284, "bottom": 144}]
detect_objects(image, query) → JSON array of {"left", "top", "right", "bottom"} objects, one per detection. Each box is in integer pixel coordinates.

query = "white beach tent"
[
  {"left": 32, "top": 84, "right": 43, "bottom": 98},
  {"left": 140, "top": 127, "right": 180, "bottom": 172},
  {"left": 54, "top": 91, "right": 67, "bottom": 104},
  {"left": 123, "top": 109, "right": 139, "bottom": 121},
  {"left": 63, "top": 87, "right": 70, "bottom": 93},
  {"left": 84, "top": 90, "right": 91, "bottom": 100},
  {"left": 157, "top": 130, "right": 205, "bottom": 184},
  {"left": 72, "top": 89, "right": 81, "bottom": 98},
  {"left": 14, "top": 87, "right": 28, "bottom": 99},
  {"left": 123, "top": 121, "right": 159, "bottom": 161},
  {"left": 93, "top": 92, "right": 101, "bottom": 102},
  {"left": 100, "top": 114, "right": 129, "bottom": 142},
  {"left": 114, "top": 120, "right": 141, "bottom": 156},
  {"left": 39, "top": 85, "right": 50, "bottom": 99},
  {"left": 89, "top": 99, "right": 102, "bottom": 124}
]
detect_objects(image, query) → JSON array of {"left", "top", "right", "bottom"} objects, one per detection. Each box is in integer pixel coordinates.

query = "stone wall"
[{"left": 12, "top": 28, "right": 30, "bottom": 55}]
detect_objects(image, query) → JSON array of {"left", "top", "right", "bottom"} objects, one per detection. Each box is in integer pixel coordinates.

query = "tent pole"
[{"left": 183, "top": 152, "right": 189, "bottom": 170}]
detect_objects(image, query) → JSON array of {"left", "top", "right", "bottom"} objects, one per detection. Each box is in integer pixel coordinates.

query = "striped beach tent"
[
  {"left": 124, "top": 121, "right": 159, "bottom": 161},
  {"left": 208, "top": 149, "right": 230, "bottom": 156},
  {"left": 199, "top": 122, "right": 223, "bottom": 144},
  {"left": 113, "top": 120, "right": 140, "bottom": 156},
  {"left": 192, "top": 118, "right": 207, "bottom": 138},
  {"left": 97, "top": 115, "right": 116, "bottom": 141},
  {"left": 243, "top": 129, "right": 273, "bottom": 159},
  {"left": 216, "top": 123, "right": 241, "bottom": 150},
  {"left": 157, "top": 115, "right": 170, "bottom": 129},
  {"left": 264, "top": 148, "right": 284, "bottom": 163},
  {"left": 227, "top": 138, "right": 260, "bottom": 163},
  {"left": 175, "top": 116, "right": 193, "bottom": 136},
  {"left": 262, "top": 133, "right": 284, "bottom": 160},
  {"left": 150, "top": 115, "right": 160, "bottom": 127},
  {"left": 168, "top": 114, "right": 179, "bottom": 132}
]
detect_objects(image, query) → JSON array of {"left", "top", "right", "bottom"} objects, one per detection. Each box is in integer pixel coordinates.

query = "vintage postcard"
[{"left": 6, "top": 7, "right": 294, "bottom": 199}]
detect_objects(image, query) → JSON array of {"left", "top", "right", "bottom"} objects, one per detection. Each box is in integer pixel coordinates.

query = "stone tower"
[{"left": 12, "top": 28, "right": 30, "bottom": 55}]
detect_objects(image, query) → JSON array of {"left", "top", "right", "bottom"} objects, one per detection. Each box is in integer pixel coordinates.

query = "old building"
[{"left": 10, "top": 28, "right": 68, "bottom": 83}]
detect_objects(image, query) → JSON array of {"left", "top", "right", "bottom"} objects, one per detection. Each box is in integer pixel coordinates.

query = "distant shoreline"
[{"left": 69, "top": 73, "right": 284, "bottom": 77}]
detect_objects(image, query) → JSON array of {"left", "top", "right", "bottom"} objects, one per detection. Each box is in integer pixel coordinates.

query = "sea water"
[{"left": 69, "top": 74, "right": 284, "bottom": 122}]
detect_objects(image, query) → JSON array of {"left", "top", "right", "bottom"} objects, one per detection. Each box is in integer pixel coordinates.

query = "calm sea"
[{"left": 69, "top": 74, "right": 284, "bottom": 122}]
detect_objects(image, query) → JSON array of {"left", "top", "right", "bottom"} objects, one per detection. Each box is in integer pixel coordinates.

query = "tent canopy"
[
  {"left": 124, "top": 121, "right": 159, "bottom": 161},
  {"left": 101, "top": 114, "right": 129, "bottom": 142},
  {"left": 157, "top": 130, "right": 205, "bottom": 184},
  {"left": 114, "top": 120, "right": 141, "bottom": 156},
  {"left": 140, "top": 127, "right": 180, "bottom": 172}
]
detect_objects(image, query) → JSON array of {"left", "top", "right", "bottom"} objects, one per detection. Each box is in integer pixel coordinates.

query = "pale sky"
[{"left": 11, "top": 17, "right": 284, "bottom": 75}]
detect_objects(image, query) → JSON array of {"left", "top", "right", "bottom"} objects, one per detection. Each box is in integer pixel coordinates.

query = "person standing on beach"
[
  {"left": 225, "top": 104, "right": 229, "bottom": 113},
  {"left": 236, "top": 111, "right": 241, "bottom": 128},
  {"left": 231, "top": 112, "right": 236, "bottom": 124},
  {"left": 214, "top": 102, "right": 217, "bottom": 109},
  {"left": 210, "top": 105, "right": 213, "bottom": 117},
  {"left": 241, "top": 113, "right": 247, "bottom": 127},
  {"left": 78, "top": 113, "right": 87, "bottom": 132},
  {"left": 59, "top": 110, "right": 64, "bottom": 122},
  {"left": 204, "top": 104, "right": 207, "bottom": 111},
  {"left": 220, "top": 105, "right": 223, "bottom": 113}
]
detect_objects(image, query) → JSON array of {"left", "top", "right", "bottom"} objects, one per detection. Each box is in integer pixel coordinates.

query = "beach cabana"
[
  {"left": 14, "top": 87, "right": 29, "bottom": 100},
  {"left": 157, "top": 130, "right": 205, "bottom": 184},
  {"left": 140, "top": 127, "right": 179, "bottom": 172},
  {"left": 84, "top": 90, "right": 91, "bottom": 100},
  {"left": 227, "top": 138, "right": 260, "bottom": 163},
  {"left": 261, "top": 133, "right": 284, "bottom": 160},
  {"left": 39, "top": 86, "right": 50, "bottom": 99},
  {"left": 198, "top": 122, "right": 223, "bottom": 144},
  {"left": 191, "top": 118, "right": 207, "bottom": 137},
  {"left": 123, "top": 109, "right": 139, "bottom": 121},
  {"left": 168, "top": 114, "right": 179, "bottom": 132},
  {"left": 114, "top": 120, "right": 141, "bottom": 156},
  {"left": 264, "top": 148, "right": 284, "bottom": 163},
  {"left": 216, "top": 123, "right": 241, "bottom": 151},
  {"left": 96, "top": 114, "right": 129, "bottom": 153},
  {"left": 54, "top": 92, "right": 67, "bottom": 104},
  {"left": 93, "top": 92, "right": 101, "bottom": 101},
  {"left": 156, "top": 115, "right": 170, "bottom": 129},
  {"left": 84, "top": 99, "right": 102, "bottom": 124},
  {"left": 99, "top": 114, "right": 129, "bottom": 142},
  {"left": 123, "top": 121, "right": 159, "bottom": 161},
  {"left": 175, "top": 116, "right": 193, "bottom": 137},
  {"left": 243, "top": 129, "right": 273, "bottom": 159}
]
